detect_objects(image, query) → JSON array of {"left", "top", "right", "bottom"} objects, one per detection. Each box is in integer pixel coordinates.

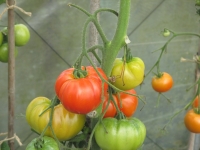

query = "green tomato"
[
  {"left": 196, "top": 0, "right": 200, "bottom": 6},
  {"left": 163, "top": 29, "right": 170, "bottom": 37},
  {"left": 14, "top": 24, "right": 30, "bottom": 46},
  {"left": 1, "top": 141, "right": 10, "bottom": 150},
  {"left": 0, "top": 43, "right": 18, "bottom": 63},
  {"left": 0, "top": 0, "right": 5, "bottom": 5},
  {"left": 94, "top": 117, "right": 146, "bottom": 150},
  {"left": 26, "top": 136, "right": 59, "bottom": 150},
  {"left": 0, "top": 32, "right": 3, "bottom": 46},
  {"left": 110, "top": 57, "right": 145, "bottom": 90}
]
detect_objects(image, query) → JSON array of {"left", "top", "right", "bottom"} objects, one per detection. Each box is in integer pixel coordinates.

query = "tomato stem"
[{"left": 145, "top": 29, "right": 200, "bottom": 78}]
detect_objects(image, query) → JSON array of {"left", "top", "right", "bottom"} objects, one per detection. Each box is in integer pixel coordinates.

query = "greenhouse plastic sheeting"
[{"left": 0, "top": 0, "right": 200, "bottom": 149}]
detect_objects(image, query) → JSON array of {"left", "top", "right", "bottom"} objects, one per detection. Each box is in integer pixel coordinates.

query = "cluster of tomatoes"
[
  {"left": 25, "top": 54, "right": 147, "bottom": 149},
  {"left": 0, "top": 24, "right": 30, "bottom": 63}
]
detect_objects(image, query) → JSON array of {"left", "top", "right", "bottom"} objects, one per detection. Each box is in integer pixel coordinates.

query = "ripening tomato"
[
  {"left": 55, "top": 66, "right": 108, "bottom": 114},
  {"left": 26, "top": 97, "right": 86, "bottom": 141},
  {"left": 192, "top": 96, "right": 199, "bottom": 108},
  {"left": 94, "top": 117, "right": 146, "bottom": 150},
  {"left": 151, "top": 72, "right": 173, "bottom": 93},
  {"left": 184, "top": 109, "right": 200, "bottom": 133},
  {"left": 26, "top": 136, "right": 59, "bottom": 150},
  {"left": 102, "top": 94, "right": 118, "bottom": 118},
  {"left": 102, "top": 89, "right": 138, "bottom": 118},
  {"left": 0, "top": 43, "right": 18, "bottom": 63},
  {"left": 117, "top": 89, "right": 138, "bottom": 117},
  {"left": 110, "top": 57, "right": 145, "bottom": 90}
]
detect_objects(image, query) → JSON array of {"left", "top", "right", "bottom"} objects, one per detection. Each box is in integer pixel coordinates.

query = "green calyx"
[
  {"left": 34, "top": 138, "right": 44, "bottom": 149},
  {"left": 73, "top": 68, "right": 88, "bottom": 79},
  {"left": 122, "top": 46, "right": 133, "bottom": 63}
]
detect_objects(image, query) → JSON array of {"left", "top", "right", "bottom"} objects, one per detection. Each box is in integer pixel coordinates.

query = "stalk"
[{"left": 102, "top": 0, "right": 131, "bottom": 76}]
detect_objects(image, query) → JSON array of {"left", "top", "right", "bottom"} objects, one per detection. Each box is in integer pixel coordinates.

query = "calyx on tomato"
[
  {"left": 110, "top": 48, "right": 145, "bottom": 90},
  {"left": 73, "top": 67, "right": 88, "bottom": 78},
  {"left": 26, "top": 136, "right": 59, "bottom": 150}
]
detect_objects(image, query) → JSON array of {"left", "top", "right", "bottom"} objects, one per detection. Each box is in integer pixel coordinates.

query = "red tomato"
[
  {"left": 102, "top": 89, "right": 138, "bottom": 118},
  {"left": 102, "top": 95, "right": 118, "bottom": 118},
  {"left": 184, "top": 109, "right": 200, "bottom": 133},
  {"left": 151, "top": 72, "right": 173, "bottom": 93},
  {"left": 55, "top": 66, "right": 108, "bottom": 114},
  {"left": 116, "top": 89, "right": 138, "bottom": 117}
]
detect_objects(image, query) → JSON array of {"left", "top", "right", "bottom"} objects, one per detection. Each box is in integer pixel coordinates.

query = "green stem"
[
  {"left": 145, "top": 31, "right": 200, "bottom": 78},
  {"left": 68, "top": 3, "right": 91, "bottom": 17},
  {"left": 92, "top": 17, "right": 109, "bottom": 45},
  {"left": 102, "top": 0, "right": 131, "bottom": 76},
  {"left": 94, "top": 8, "right": 118, "bottom": 17}
]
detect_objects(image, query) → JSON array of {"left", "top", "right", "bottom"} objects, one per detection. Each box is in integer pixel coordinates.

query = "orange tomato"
[
  {"left": 151, "top": 72, "right": 173, "bottom": 93},
  {"left": 102, "top": 89, "right": 138, "bottom": 118},
  {"left": 193, "top": 96, "right": 199, "bottom": 108},
  {"left": 184, "top": 109, "right": 200, "bottom": 133}
]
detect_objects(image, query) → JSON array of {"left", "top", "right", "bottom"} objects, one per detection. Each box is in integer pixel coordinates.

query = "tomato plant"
[
  {"left": 26, "top": 136, "right": 59, "bottom": 150},
  {"left": 184, "top": 109, "right": 200, "bottom": 133},
  {"left": 26, "top": 97, "right": 86, "bottom": 141},
  {"left": 0, "top": 43, "right": 18, "bottom": 63},
  {"left": 151, "top": 72, "right": 173, "bottom": 93},
  {"left": 111, "top": 57, "right": 145, "bottom": 90},
  {"left": 94, "top": 117, "right": 146, "bottom": 150},
  {"left": 55, "top": 66, "right": 108, "bottom": 114}
]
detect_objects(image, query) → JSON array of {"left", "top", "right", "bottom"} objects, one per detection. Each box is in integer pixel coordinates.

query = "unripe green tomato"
[
  {"left": 0, "top": 43, "right": 18, "bottom": 63},
  {"left": 14, "top": 24, "right": 30, "bottom": 46},
  {"left": 0, "top": 32, "right": 3, "bottom": 46},
  {"left": 163, "top": 30, "right": 170, "bottom": 37},
  {"left": 95, "top": 117, "right": 146, "bottom": 150},
  {"left": 110, "top": 57, "right": 145, "bottom": 90},
  {"left": 26, "top": 136, "right": 59, "bottom": 150},
  {"left": 196, "top": 0, "right": 200, "bottom": 6}
]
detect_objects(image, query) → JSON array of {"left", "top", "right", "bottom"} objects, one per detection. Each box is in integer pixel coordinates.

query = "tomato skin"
[
  {"left": 94, "top": 117, "right": 146, "bottom": 150},
  {"left": 0, "top": 43, "right": 18, "bottom": 63},
  {"left": 0, "top": 32, "right": 3, "bottom": 46},
  {"left": 111, "top": 57, "right": 145, "bottom": 90},
  {"left": 117, "top": 89, "right": 138, "bottom": 117},
  {"left": 102, "top": 89, "right": 138, "bottom": 118},
  {"left": 193, "top": 96, "right": 199, "bottom": 108},
  {"left": 26, "top": 136, "right": 59, "bottom": 150},
  {"left": 14, "top": 24, "right": 30, "bottom": 46},
  {"left": 151, "top": 72, "right": 173, "bottom": 93},
  {"left": 102, "top": 95, "right": 118, "bottom": 118},
  {"left": 55, "top": 66, "right": 108, "bottom": 114},
  {"left": 26, "top": 97, "right": 86, "bottom": 141},
  {"left": 184, "top": 109, "right": 200, "bottom": 133}
]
